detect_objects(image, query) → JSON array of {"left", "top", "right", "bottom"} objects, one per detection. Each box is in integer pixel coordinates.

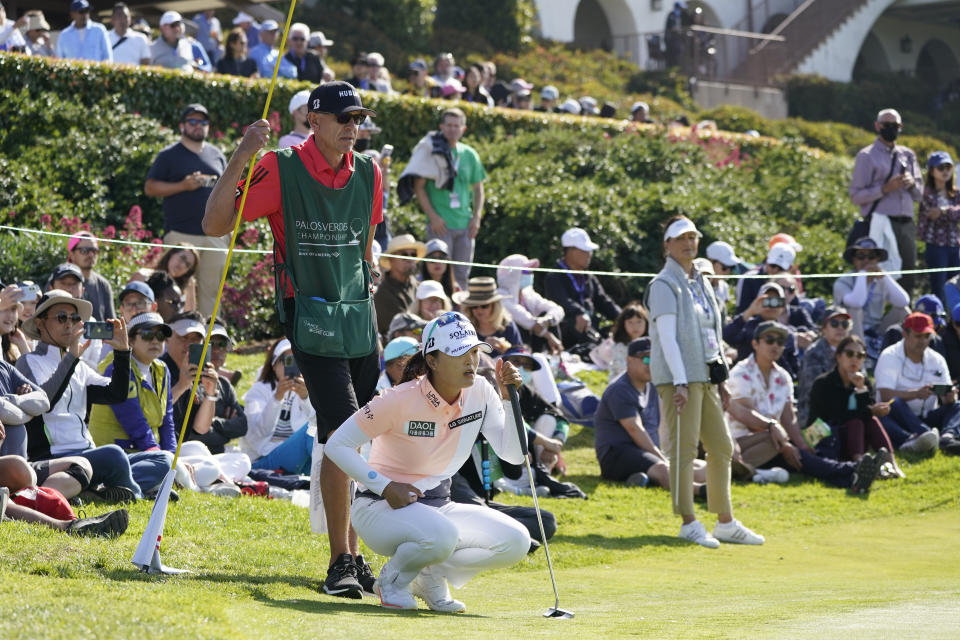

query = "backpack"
[{"left": 557, "top": 380, "right": 600, "bottom": 428}]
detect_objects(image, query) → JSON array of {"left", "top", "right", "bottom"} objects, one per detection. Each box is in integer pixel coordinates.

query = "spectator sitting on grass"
[
  {"left": 807, "top": 335, "right": 904, "bottom": 476},
  {"left": 593, "top": 338, "right": 701, "bottom": 493},
  {"left": 46, "top": 262, "right": 102, "bottom": 368},
  {"left": 88, "top": 312, "right": 174, "bottom": 497},
  {"left": 880, "top": 294, "right": 947, "bottom": 354},
  {"left": 0, "top": 349, "right": 49, "bottom": 458},
  {"left": 536, "top": 86, "right": 559, "bottom": 113},
  {"left": 386, "top": 312, "right": 427, "bottom": 343},
  {"left": 412, "top": 280, "right": 451, "bottom": 322},
  {"left": 735, "top": 242, "right": 796, "bottom": 315},
  {"left": 592, "top": 302, "right": 648, "bottom": 383},
  {"left": 496, "top": 254, "right": 564, "bottom": 355},
  {"left": 874, "top": 312, "right": 958, "bottom": 456},
  {"left": 378, "top": 337, "right": 419, "bottom": 392},
  {"left": 723, "top": 282, "right": 800, "bottom": 378},
  {"left": 503, "top": 346, "right": 567, "bottom": 474},
  {"left": 726, "top": 321, "right": 887, "bottom": 493},
  {"left": 117, "top": 281, "right": 157, "bottom": 324},
  {"left": 135, "top": 245, "right": 199, "bottom": 314},
  {"left": 0, "top": 484, "right": 128, "bottom": 537},
  {"left": 796, "top": 307, "right": 853, "bottom": 429},
  {"left": 189, "top": 319, "right": 247, "bottom": 454},
  {"left": 241, "top": 338, "right": 315, "bottom": 474},
  {"left": 833, "top": 237, "right": 909, "bottom": 343},
  {"left": 16, "top": 290, "right": 144, "bottom": 502},
  {"left": 0, "top": 283, "right": 31, "bottom": 366},
  {"left": 374, "top": 234, "right": 426, "bottom": 337},
  {"left": 544, "top": 227, "right": 622, "bottom": 352},
  {"left": 455, "top": 277, "right": 522, "bottom": 357}
]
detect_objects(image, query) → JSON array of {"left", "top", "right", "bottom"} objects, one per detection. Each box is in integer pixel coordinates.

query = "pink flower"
[
  {"left": 7, "top": 210, "right": 15, "bottom": 219},
  {"left": 40, "top": 214, "right": 52, "bottom": 228},
  {"left": 103, "top": 225, "right": 116, "bottom": 239}
]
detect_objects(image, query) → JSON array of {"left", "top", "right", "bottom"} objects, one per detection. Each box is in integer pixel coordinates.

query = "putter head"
[{"left": 544, "top": 607, "right": 574, "bottom": 619}]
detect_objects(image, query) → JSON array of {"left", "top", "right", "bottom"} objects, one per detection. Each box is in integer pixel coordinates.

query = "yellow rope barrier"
[{"left": 170, "top": 0, "right": 299, "bottom": 470}]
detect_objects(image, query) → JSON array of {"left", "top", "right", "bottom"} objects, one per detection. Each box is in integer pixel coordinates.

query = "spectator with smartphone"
[
  {"left": 89, "top": 312, "right": 175, "bottom": 496},
  {"left": 46, "top": 263, "right": 104, "bottom": 368},
  {"left": 874, "top": 312, "right": 954, "bottom": 455},
  {"left": 144, "top": 103, "right": 228, "bottom": 319},
  {"left": 67, "top": 231, "right": 115, "bottom": 322},
  {"left": 242, "top": 338, "right": 315, "bottom": 474},
  {"left": 185, "top": 318, "right": 246, "bottom": 454},
  {"left": 0, "top": 282, "right": 30, "bottom": 365},
  {"left": 723, "top": 282, "right": 800, "bottom": 377},
  {"left": 15, "top": 290, "right": 146, "bottom": 501}
]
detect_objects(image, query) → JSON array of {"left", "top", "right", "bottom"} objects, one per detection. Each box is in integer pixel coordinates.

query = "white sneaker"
[
  {"left": 374, "top": 561, "right": 417, "bottom": 610},
  {"left": 411, "top": 565, "right": 466, "bottom": 613},
  {"left": 713, "top": 519, "right": 765, "bottom": 545},
  {"left": 679, "top": 520, "right": 720, "bottom": 549},
  {"left": 900, "top": 430, "right": 938, "bottom": 454},
  {"left": 752, "top": 467, "right": 789, "bottom": 484}
]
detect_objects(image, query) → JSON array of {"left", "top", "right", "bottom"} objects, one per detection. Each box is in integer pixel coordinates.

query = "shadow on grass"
[
  {"left": 248, "top": 585, "right": 487, "bottom": 618},
  {"left": 553, "top": 533, "right": 684, "bottom": 549}
]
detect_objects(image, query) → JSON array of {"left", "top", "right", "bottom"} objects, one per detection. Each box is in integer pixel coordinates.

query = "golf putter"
[{"left": 507, "top": 384, "right": 574, "bottom": 619}]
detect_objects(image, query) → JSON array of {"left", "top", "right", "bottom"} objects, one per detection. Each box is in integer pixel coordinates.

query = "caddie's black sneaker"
[
  {"left": 355, "top": 554, "right": 377, "bottom": 597},
  {"left": 65, "top": 509, "right": 129, "bottom": 538},
  {"left": 849, "top": 453, "right": 881, "bottom": 495},
  {"left": 322, "top": 553, "right": 362, "bottom": 599}
]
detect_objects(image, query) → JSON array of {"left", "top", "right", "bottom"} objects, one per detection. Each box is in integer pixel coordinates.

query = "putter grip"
[{"left": 507, "top": 384, "right": 530, "bottom": 456}]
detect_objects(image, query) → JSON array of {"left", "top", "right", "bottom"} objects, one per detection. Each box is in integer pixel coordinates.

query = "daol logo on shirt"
[{"left": 406, "top": 420, "right": 437, "bottom": 437}]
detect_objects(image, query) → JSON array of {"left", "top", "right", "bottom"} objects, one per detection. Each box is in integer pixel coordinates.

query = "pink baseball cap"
[{"left": 68, "top": 231, "right": 98, "bottom": 252}]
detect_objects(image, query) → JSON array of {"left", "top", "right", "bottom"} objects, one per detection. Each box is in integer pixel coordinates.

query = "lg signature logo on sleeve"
[{"left": 448, "top": 411, "right": 482, "bottom": 429}]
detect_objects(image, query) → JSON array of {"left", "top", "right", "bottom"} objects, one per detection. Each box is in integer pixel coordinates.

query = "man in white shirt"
[
  {"left": 874, "top": 312, "right": 949, "bottom": 454},
  {"left": 108, "top": 3, "right": 149, "bottom": 66},
  {"left": 834, "top": 236, "right": 909, "bottom": 341},
  {"left": 0, "top": 2, "right": 27, "bottom": 52},
  {"left": 150, "top": 11, "right": 198, "bottom": 72}
]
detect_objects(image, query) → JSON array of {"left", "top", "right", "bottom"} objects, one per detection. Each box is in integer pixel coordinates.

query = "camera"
[
  {"left": 83, "top": 322, "right": 114, "bottom": 341},
  {"left": 283, "top": 354, "right": 300, "bottom": 379},
  {"left": 761, "top": 297, "right": 785, "bottom": 308}
]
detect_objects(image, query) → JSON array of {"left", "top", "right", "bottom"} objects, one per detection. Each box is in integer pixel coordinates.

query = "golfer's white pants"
[{"left": 351, "top": 497, "right": 530, "bottom": 588}]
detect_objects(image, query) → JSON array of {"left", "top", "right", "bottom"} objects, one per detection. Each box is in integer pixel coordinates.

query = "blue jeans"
[
  {"left": 922, "top": 401, "right": 960, "bottom": 440},
  {"left": 66, "top": 444, "right": 144, "bottom": 499},
  {"left": 0, "top": 425, "right": 27, "bottom": 458},
  {"left": 251, "top": 423, "right": 313, "bottom": 475},
  {"left": 129, "top": 450, "right": 174, "bottom": 493},
  {"left": 925, "top": 244, "right": 960, "bottom": 307},
  {"left": 766, "top": 449, "right": 855, "bottom": 489},
  {"left": 879, "top": 398, "right": 934, "bottom": 448}
]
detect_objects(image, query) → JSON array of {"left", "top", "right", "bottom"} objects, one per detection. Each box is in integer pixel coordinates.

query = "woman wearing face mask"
[
  {"left": 502, "top": 346, "right": 567, "bottom": 473},
  {"left": 918, "top": 151, "right": 960, "bottom": 305},
  {"left": 418, "top": 238, "right": 459, "bottom": 298},
  {"left": 495, "top": 254, "right": 563, "bottom": 355},
  {"left": 324, "top": 311, "right": 528, "bottom": 613}
]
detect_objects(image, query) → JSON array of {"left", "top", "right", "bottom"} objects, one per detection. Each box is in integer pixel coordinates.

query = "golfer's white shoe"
[
  {"left": 411, "top": 566, "right": 466, "bottom": 613},
  {"left": 713, "top": 518, "right": 765, "bottom": 545},
  {"left": 679, "top": 520, "right": 720, "bottom": 549},
  {"left": 375, "top": 562, "right": 417, "bottom": 610}
]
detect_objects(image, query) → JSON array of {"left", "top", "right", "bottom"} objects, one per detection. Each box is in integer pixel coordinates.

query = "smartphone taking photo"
[
  {"left": 188, "top": 343, "right": 212, "bottom": 366},
  {"left": 83, "top": 321, "right": 114, "bottom": 341},
  {"left": 283, "top": 354, "right": 300, "bottom": 379}
]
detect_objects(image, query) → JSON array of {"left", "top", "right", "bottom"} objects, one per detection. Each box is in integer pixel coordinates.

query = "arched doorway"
[
  {"left": 853, "top": 31, "right": 892, "bottom": 80},
  {"left": 916, "top": 38, "right": 960, "bottom": 89},
  {"left": 574, "top": 0, "right": 614, "bottom": 51}
]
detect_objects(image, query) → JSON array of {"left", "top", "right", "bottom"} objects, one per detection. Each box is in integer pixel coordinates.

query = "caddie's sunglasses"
[{"left": 316, "top": 111, "right": 366, "bottom": 126}]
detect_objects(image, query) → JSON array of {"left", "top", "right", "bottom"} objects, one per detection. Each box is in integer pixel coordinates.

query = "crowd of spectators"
[{"left": 2, "top": 2, "right": 959, "bottom": 550}]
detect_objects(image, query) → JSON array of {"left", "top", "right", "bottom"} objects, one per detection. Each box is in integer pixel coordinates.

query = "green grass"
[{"left": 2, "top": 359, "right": 958, "bottom": 638}]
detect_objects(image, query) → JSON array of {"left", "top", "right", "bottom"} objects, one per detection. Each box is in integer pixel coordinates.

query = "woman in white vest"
[{"left": 647, "top": 215, "right": 764, "bottom": 548}]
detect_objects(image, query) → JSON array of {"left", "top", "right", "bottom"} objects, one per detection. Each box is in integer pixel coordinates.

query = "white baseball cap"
[
  {"left": 541, "top": 85, "right": 559, "bottom": 101},
  {"left": 631, "top": 101, "right": 649, "bottom": 114},
  {"left": 766, "top": 244, "right": 796, "bottom": 270},
  {"left": 561, "top": 228, "right": 599, "bottom": 252},
  {"left": 559, "top": 98, "right": 581, "bottom": 115},
  {"left": 288, "top": 89, "right": 310, "bottom": 114},
  {"left": 233, "top": 11, "right": 254, "bottom": 25},
  {"left": 421, "top": 312, "right": 492, "bottom": 357},
  {"left": 170, "top": 317, "right": 205, "bottom": 337},
  {"left": 159, "top": 11, "right": 183, "bottom": 26},
  {"left": 416, "top": 279, "right": 449, "bottom": 302},
  {"left": 706, "top": 240, "right": 741, "bottom": 267}
]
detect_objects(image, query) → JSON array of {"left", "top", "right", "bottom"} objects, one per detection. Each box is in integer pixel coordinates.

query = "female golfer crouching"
[{"left": 324, "top": 311, "right": 530, "bottom": 612}]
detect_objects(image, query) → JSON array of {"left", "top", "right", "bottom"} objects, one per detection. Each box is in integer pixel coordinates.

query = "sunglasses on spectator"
[
  {"left": 843, "top": 349, "right": 867, "bottom": 360},
  {"left": 853, "top": 251, "right": 877, "bottom": 261},
  {"left": 47, "top": 312, "right": 82, "bottom": 325},
  {"left": 74, "top": 246, "right": 98, "bottom": 255},
  {"left": 137, "top": 329, "right": 167, "bottom": 343},
  {"left": 473, "top": 303, "right": 493, "bottom": 310},
  {"left": 781, "top": 284, "right": 796, "bottom": 294},
  {"left": 760, "top": 334, "right": 786, "bottom": 346},
  {"left": 936, "top": 164, "right": 953, "bottom": 172},
  {"left": 211, "top": 338, "right": 230, "bottom": 349},
  {"left": 828, "top": 318, "right": 851, "bottom": 329},
  {"left": 316, "top": 111, "right": 366, "bottom": 125},
  {"left": 641, "top": 356, "right": 650, "bottom": 365},
  {"left": 394, "top": 250, "right": 419, "bottom": 258},
  {"left": 185, "top": 118, "right": 209, "bottom": 126}
]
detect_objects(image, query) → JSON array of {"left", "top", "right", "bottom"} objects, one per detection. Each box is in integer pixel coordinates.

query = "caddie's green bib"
[{"left": 275, "top": 148, "right": 377, "bottom": 358}]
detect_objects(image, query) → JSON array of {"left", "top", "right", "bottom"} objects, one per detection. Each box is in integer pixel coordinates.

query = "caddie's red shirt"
[{"left": 235, "top": 135, "right": 383, "bottom": 296}]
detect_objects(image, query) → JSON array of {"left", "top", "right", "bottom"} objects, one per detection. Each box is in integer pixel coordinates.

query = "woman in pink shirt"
[{"left": 325, "top": 311, "right": 528, "bottom": 613}]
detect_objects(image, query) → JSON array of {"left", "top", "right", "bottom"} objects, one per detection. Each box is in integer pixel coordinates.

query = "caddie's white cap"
[
  {"left": 663, "top": 218, "right": 702, "bottom": 241},
  {"left": 159, "top": 11, "right": 183, "bottom": 26},
  {"left": 289, "top": 89, "right": 310, "bottom": 114},
  {"left": 706, "top": 240, "right": 741, "bottom": 267},
  {"left": 766, "top": 243, "right": 796, "bottom": 270},
  {"left": 421, "top": 311, "right": 492, "bottom": 357},
  {"left": 170, "top": 317, "right": 205, "bottom": 337},
  {"left": 561, "top": 227, "right": 599, "bottom": 252}
]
